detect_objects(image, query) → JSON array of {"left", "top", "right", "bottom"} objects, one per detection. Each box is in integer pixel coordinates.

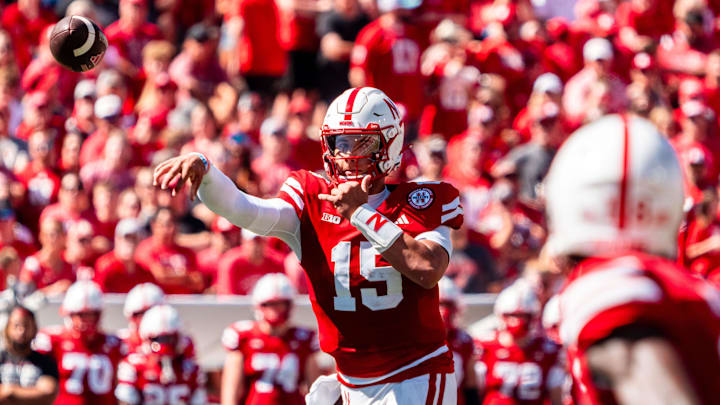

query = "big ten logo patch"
[{"left": 408, "top": 188, "right": 434, "bottom": 210}]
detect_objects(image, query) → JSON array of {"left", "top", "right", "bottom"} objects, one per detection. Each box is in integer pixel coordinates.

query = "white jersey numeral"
[
  {"left": 331, "top": 242, "right": 404, "bottom": 312},
  {"left": 492, "top": 361, "right": 542, "bottom": 400},
  {"left": 143, "top": 383, "right": 190, "bottom": 405},
  {"left": 62, "top": 353, "right": 113, "bottom": 395},
  {"left": 251, "top": 353, "right": 299, "bottom": 393}
]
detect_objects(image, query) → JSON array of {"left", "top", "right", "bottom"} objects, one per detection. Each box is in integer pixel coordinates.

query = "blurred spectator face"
[
  {"left": 5, "top": 307, "right": 37, "bottom": 353},
  {"left": 28, "top": 130, "right": 54, "bottom": 167},
  {"left": 39, "top": 219, "right": 65, "bottom": 252},
  {"left": 114, "top": 220, "right": 141, "bottom": 261},
  {"left": 260, "top": 126, "right": 290, "bottom": 163},
  {"left": 186, "top": 26, "right": 219, "bottom": 64},
  {"left": 335, "top": 0, "right": 360, "bottom": 16},
  {"left": 191, "top": 105, "right": 217, "bottom": 140},
  {"left": 97, "top": 70, "right": 127, "bottom": 100},
  {"left": 0, "top": 70, "right": 19, "bottom": 110},
  {"left": 0, "top": 107, "right": 9, "bottom": 135},
  {"left": 682, "top": 102, "right": 712, "bottom": 138},
  {"left": 73, "top": 88, "right": 96, "bottom": 121},
  {"left": 65, "top": 0, "right": 98, "bottom": 21},
  {"left": 61, "top": 132, "right": 83, "bottom": 171},
  {"left": 151, "top": 208, "right": 176, "bottom": 246},
  {"left": 0, "top": 209, "right": 15, "bottom": 240},
  {"left": 649, "top": 106, "right": 678, "bottom": 138},
  {"left": 242, "top": 230, "right": 266, "bottom": 260},
  {"left": 154, "top": 76, "right": 177, "bottom": 110},
  {"left": 119, "top": 0, "right": 148, "bottom": 31},
  {"left": 417, "top": 137, "right": 447, "bottom": 180},
  {"left": 103, "top": 134, "right": 131, "bottom": 170},
  {"left": 117, "top": 189, "right": 141, "bottom": 219},
  {"left": 65, "top": 220, "right": 94, "bottom": 263},
  {"left": 707, "top": 51, "right": 720, "bottom": 80},
  {"left": 58, "top": 174, "right": 85, "bottom": 213},
  {"left": 0, "top": 31, "right": 13, "bottom": 67},
  {"left": 530, "top": 105, "right": 563, "bottom": 146},
  {"left": 134, "top": 168, "right": 156, "bottom": 207},
  {"left": 142, "top": 41, "right": 175, "bottom": 79},
  {"left": 93, "top": 183, "right": 117, "bottom": 221},
  {"left": 23, "top": 93, "right": 51, "bottom": 130},
  {"left": 237, "top": 93, "right": 265, "bottom": 133},
  {"left": 680, "top": 8, "right": 710, "bottom": 43},
  {"left": 627, "top": 82, "right": 653, "bottom": 115},
  {"left": 18, "top": 0, "right": 41, "bottom": 15}
]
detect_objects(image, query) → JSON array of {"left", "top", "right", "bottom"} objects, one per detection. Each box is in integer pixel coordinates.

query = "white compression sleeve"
[{"left": 197, "top": 164, "right": 302, "bottom": 257}]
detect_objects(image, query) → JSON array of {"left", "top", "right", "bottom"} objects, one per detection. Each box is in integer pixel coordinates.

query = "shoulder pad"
[
  {"left": 32, "top": 331, "right": 53, "bottom": 353},
  {"left": 222, "top": 327, "right": 243, "bottom": 351},
  {"left": 117, "top": 360, "right": 138, "bottom": 383},
  {"left": 232, "top": 320, "right": 254, "bottom": 332},
  {"left": 23, "top": 256, "right": 39, "bottom": 272}
]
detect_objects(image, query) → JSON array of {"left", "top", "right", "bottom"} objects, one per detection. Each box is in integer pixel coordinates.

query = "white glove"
[{"left": 305, "top": 374, "right": 341, "bottom": 405}]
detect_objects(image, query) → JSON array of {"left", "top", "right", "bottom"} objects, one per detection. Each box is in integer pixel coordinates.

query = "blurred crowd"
[{"left": 2, "top": 0, "right": 720, "bottom": 299}]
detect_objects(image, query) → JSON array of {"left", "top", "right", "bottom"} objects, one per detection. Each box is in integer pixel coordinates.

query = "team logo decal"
[{"left": 408, "top": 187, "right": 434, "bottom": 210}]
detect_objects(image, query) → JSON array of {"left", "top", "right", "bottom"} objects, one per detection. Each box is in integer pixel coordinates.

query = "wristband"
[
  {"left": 189, "top": 152, "right": 209, "bottom": 172},
  {"left": 350, "top": 204, "right": 403, "bottom": 253}
]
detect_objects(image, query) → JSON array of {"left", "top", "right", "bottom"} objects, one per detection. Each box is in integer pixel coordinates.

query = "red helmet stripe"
[
  {"left": 344, "top": 87, "right": 363, "bottom": 120},
  {"left": 384, "top": 99, "right": 399, "bottom": 120},
  {"left": 618, "top": 115, "right": 630, "bottom": 229}
]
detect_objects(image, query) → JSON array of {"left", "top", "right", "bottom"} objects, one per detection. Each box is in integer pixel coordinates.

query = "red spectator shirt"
[
  {"left": 447, "top": 327, "right": 475, "bottom": 405},
  {"left": 351, "top": 21, "right": 428, "bottom": 120},
  {"left": 558, "top": 252, "right": 720, "bottom": 405},
  {"left": 39, "top": 204, "right": 98, "bottom": 235},
  {"left": 234, "top": 0, "right": 286, "bottom": 76},
  {"left": 419, "top": 61, "right": 479, "bottom": 140},
  {"left": 105, "top": 22, "right": 162, "bottom": 68},
  {"left": 276, "top": 171, "right": 462, "bottom": 380},
  {"left": 133, "top": 238, "right": 200, "bottom": 294},
  {"left": 0, "top": 4, "right": 56, "bottom": 70},
  {"left": 15, "top": 165, "right": 60, "bottom": 214},
  {"left": 19, "top": 253, "right": 76, "bottom": 289},
  {"left": 278, "top": 10, "right": 318, "bottom": 51},
  {"left": 615, "top": 1, "right": 674, "bottom": 40},
  {"left": 215, "top": 247, "right": 285, "bottom": 295},
  {"left": 93, "top": 251, "right": 156, "bottom": 293},
  {"left": 0, "top": 238, "right": 37, "bottom": 260},
  {"left": 115, "top": 351, "right": 206, "bottom": 404},
  {"left": 33, "top": 326, "right": 126, "bottom": 405},
  {"left": 79, "top": 129, "right": 110, "bottom": 167},
  {"left": 221, "top": 320, "right": 318, "bottom": 405},
  {"left": 474, "top": 332, "right": 564, "bottom": 405}
]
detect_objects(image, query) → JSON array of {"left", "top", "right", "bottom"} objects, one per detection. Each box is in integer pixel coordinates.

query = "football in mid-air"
[{"left": 49, "top": 15, "right": 107, "bottom": 72}]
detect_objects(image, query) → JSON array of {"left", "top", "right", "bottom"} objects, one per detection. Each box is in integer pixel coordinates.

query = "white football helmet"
[
  {"left": 542, "top": 295, "right": 560, "bottom": 330},
  {"left": 252, "top": 273, "right": 296, "bottom": 306},
  {"left": 438, "top": 276, "right": 461, "bottom": 305},
  {"left": 494, "top": 280, "right": 541, "bottom": 317},
  {"left": 139, "top": 304, "right": 181, "bottom": 340},
  {"left": 123, "top": 283, "right": 165, "bottom": 318},
  {"left": 545, "top": 114, "right": 684, "bottom": 258},
  {"left": 62, "top": 280, "right": 103, "bottom": 314},
  {"left": 321, "top": 87, "right": 404, "bottom": 182}
]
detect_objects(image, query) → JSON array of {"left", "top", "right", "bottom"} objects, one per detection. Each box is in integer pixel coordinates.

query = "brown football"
[{"left": 49, "top": 15, "right": 108, "bottom": 72}]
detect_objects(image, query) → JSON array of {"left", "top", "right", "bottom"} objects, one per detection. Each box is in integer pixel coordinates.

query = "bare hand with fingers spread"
[
  {"left": 152, "top": 154, "right": 208, "bottom": 201},
  {"left": 318, "top": 175, "right": 372, "bottom": 219}
]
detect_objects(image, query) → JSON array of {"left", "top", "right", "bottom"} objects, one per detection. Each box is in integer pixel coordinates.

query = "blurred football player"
[
  {"left": 154, "top": 87, "right": 463, "bottom": 404},
  {"left": 545, "top": 114, "right": 720, "bottom": 404},
  {"left": 115, "top": 305, "right": 206, "bottom": 405},
  {"left": 474, "top": 281, "right": 565, "bottom": 405},
  {"left": 118, "top": 282, "right": 195, "bottom": 358},
  {"left": 541, "top": 295, "right": 560, "bottom": 345},
  {"left": 33, "top": 280, "right": 126, "bottom": 405},
  {"left": 220, "top": 273, "right": 320, "bottom": 405},
  {"left": 438, "top": 277, "right": 480, "bottom": 405}
]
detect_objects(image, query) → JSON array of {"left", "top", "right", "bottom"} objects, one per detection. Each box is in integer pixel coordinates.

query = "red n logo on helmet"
[{"left": 384, "top": 99, "right": 399, "bottom": 120}]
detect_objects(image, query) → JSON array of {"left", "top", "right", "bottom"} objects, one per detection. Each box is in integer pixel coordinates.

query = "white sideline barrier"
[{"left": 35, "top": 294, "right": 496, "bottom": 370}]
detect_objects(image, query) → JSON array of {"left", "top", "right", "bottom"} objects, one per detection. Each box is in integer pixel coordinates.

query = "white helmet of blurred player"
[
  {"left": 62, "top": 280, "right": 104, "bottom": 335},
  {"left": 495, "top": 280, "right": 541, "bottom": 339},
  {"left": 438, "top": 276, "right": 462, "bottom": 329},
  {"left": 542, "top": 295, "right": 561, "bottom": 343},
  {"left": 140, "top": 304, "right": 181, "bottom": 356},
  {"left": 252, "top": 273, "right": 296, "bottom": 327},
  {"left": 321, "top": 87, "right": 404, "bottom": 183},
  {"left": 123, "top": 283, "right": 165, "bottom": 319},
  {"left": 545, "top": 114, "right": 684, "bottom": 259}
]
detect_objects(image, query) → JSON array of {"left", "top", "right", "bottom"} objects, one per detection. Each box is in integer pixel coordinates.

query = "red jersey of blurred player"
[
  {"left": 115, "top": 305, "right": 206, "bottom": 405},
  {"left": 437, "top": 277, "right": 479, "bottom": 405},
  {"left": 474, "top": 282, "right": 565, "bottom": 405},
  {"left": 545, "top": 115, "right": 720, "bottom": 405},
  {"left": 221, "top": 274, "right": 319, "bottom": 405},
  {"left": 33, "top": 280, "right": 126, "bottom": 405},
  {"left": 117, "top": 282, "right": 196, "bottom": 358}
]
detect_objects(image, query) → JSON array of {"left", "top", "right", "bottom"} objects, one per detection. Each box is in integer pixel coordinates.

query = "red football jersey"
[
  {"left": 221, "top": 320, "right": 318, "bottom": 405},
  {"left": 447, "top": 327, "right": 476, "bottom": 405},
  {"left": 559, "top": 252, "right": 720, "bottom": 405},
  {"left": 33, "top": 327, "right": 126, "bottom": 405},
  {"left": 115, "top": 351, "right": 206, "bottom": 404},
  {"left": 475, "top": 332, "right": 564, "bottom": 405},
  {"left": 350, "top": 20, "right": 428, "bottom": 120},
  {"left": 276, "top": 171, "right": 463, "bottom": 379}
]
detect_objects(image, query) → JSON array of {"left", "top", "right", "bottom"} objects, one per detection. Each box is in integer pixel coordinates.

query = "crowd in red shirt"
[{"left": 2, "top": 0, "right": 720, "bottom": 297}]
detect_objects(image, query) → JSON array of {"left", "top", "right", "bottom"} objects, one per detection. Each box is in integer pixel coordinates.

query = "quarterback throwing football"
[{"left": 154, "top": 87, "right": 463, "bottom": 404}]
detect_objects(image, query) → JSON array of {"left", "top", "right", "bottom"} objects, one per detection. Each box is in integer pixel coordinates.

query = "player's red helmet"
[
  {"left": 494, "top": 280, "right": 541, "bottom": 339},
  {"left": 252, "top": 273, "right": 296, "bottom": 327},
  {"left": 61, "top": 280, "right": 104, "bottom": 335},
  {"left": 140, "top": 304, "right": 181, "bottom": 356},
  {"left": 321, "top": 87, "right": 404, "bottom": 183}
]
